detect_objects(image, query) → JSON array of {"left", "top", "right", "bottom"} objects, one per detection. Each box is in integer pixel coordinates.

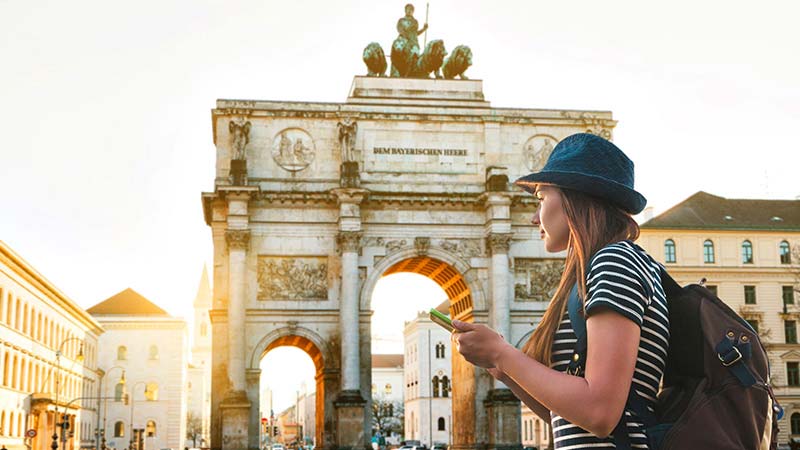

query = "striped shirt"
[{"left": 550, "top": 240, "right": 670, "bottom": 450}]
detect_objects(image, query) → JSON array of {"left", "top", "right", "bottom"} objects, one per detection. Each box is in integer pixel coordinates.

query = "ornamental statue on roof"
[{"left": 362, "top": 3, "right": 473, "bottom": 80}]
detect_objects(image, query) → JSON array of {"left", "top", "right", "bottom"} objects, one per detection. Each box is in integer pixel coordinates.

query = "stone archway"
[
  {"left": 361, "top": 249, "right": 491, "bottom": 449},
  {"left": 247, "top": 328, "right": 338, "bottom": 450}
]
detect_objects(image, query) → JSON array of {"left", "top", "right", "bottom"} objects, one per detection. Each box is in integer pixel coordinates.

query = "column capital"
[
  {"left": 486, "top": 233, "right": 513, "bottom": 255},
  {"left": 330, "top": 188, "right": 368, "bottom": 205},
  {"left": 225, "top": 229, "right": 251, "bottom": 250},
  {"left": 337, "top": 231, "right": 362, "bottom": 253}
]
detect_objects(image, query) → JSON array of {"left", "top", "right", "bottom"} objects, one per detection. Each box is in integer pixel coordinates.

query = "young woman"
[{"left": 452, "top": 133, "right": 669, "bottom": 449}]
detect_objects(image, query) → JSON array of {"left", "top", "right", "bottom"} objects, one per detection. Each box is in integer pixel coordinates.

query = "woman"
[{"left": 452, "top": 133, "right": 669, "bottom": 449}]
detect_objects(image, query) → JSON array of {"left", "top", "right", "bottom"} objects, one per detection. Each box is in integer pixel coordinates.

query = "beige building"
[
  {"left": 188, "top": 267, "right": 212, "bottom": 448},
  {"left": 520, "top": 405, "right": 550, "bottom": 449},
  {"left": 88, "top": 289, "right": 188, "bottom": 450},
  {"left": 638, "top": 191, "right": 800, "bottom": 445},
  {"left": 0, "top": 241, "right": 103, "bottom": 450}
]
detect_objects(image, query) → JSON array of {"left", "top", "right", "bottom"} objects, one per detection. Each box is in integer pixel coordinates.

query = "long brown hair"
[{"left": 521, "top": 186, "right": 641, "bottom": 366}]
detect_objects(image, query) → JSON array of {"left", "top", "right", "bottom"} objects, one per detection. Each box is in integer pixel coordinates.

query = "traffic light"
[{"left": 272, "top": 426, "right": 278, "bottom": 437}]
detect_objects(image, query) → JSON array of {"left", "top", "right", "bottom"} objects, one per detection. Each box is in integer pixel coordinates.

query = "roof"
[
  {"left": 193, "top": 264, "right": 212, "bottom": 308},
  {"left": 641, "top": 191, "right": 800, "bottom": 231},
  {"left": 87, "top": 288, "right": 170, "bottom": 316},
  {"left": 372, "top": 354, "right": 404, "bottom": 368}
]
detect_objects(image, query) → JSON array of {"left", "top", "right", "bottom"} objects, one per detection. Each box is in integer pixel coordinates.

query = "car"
[{"left": 432, "top": 444, "right": 447, "bottom": 450}]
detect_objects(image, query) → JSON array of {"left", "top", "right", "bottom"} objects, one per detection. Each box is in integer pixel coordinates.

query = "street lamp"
[
  {"left": 128, "top": 381, "right": 147, "bottom": 450},
  {"left": 97, "top": 367, "right": 125, "bottom": 450},
  {"left": 52, "top": 337, "right": 85, "bottom": 450}
]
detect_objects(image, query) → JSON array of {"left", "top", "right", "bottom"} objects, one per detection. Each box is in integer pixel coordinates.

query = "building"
[
  {"left": 187, "top": 267, "right": 212, "bottom": 448},
  {"left": 403, "top": 311, "right": 452, "bottom": 447},
  {"left": 87, "top": 289, "right": 188, "bottom": 450},
  {"left": 520, "top": 405, "right": 550, "bottom": 449},
  {"left": 638, "top": 191, "right": 800, "bottom": 445},
  {"left": 371, "top": 354, "right": 403, "bottom": 445},
  {"left": 0, "top": 241, "right": 104, "bottom": 450}
]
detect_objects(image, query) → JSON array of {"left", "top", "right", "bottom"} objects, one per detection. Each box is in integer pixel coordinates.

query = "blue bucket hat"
[{"left": 514, "top": 133, "right": 647, "bottom": 214}]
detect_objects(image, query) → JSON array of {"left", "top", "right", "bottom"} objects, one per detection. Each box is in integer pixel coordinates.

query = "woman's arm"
[
  {"left": 453, "top": 308, "right": 640, "bottom": 438},
  {"left": 488, "top": 368, "right": 550, "bottom": 421}
]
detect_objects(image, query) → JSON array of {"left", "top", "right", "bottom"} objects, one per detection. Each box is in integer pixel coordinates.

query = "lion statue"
[
  {"left": 413, "top": 39, "right": 446, "bottom": 78},
  {"left": 362, "top": 42, "right": 387, "bottom": 77},
  {"left": 390, "top": 35, "right": 416, "bottom": 77},
  {"left": 442, "top": 45, "right": 473, "bottom": 80}
]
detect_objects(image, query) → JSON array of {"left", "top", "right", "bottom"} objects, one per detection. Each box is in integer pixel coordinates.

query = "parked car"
[{"left": 432, "top": 444, "right": 447, "bottom": 450}]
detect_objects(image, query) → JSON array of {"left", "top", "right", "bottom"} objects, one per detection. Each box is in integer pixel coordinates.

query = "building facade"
[
  {"left": 88, "top": 289, "right": 188, "bottom": 450},
  {"left": 0, "top": 240, "right": 103, "bottom": 450},
  {"left": 188, "top": 267, "right": 212, "bottom": 448},
  {"left": 403, "top": 312, "right": 452, "bottom": 447},
  {"left": 638, "top": 191, "right": 800, "bottom": 445},
  {"left": 520, "top": 405, "right": 550, "bottom": 450},
  {"left": 371, "top": 354, "right": 403, "bottom": 445}
]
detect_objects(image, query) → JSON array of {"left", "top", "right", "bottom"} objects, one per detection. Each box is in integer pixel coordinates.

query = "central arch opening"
[{"left": 369, "top": 255, "right": 476, "bottom": 449}]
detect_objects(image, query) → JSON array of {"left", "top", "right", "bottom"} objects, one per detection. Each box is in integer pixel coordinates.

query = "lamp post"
[
  {"left": 52, "top": 337, "right": 85, "bottom": 450},
  {"left": 97, "top": 367, "right": 125, "bottom": 450},
  {"left": 128, "top": 381, "right": 147, "bottom": 450}
]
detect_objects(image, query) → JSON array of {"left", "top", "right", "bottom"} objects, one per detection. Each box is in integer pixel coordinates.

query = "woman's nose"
[{"left": 531, "top": 209, "right": 540, "bottom": 226}]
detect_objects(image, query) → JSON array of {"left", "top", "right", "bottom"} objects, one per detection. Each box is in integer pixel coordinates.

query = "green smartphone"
[{"left": 429, "top": 308, "right": 454, "bottom": 332}]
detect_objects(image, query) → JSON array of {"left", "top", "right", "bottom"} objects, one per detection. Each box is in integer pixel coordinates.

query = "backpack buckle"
[{"left": 718, "top": 346, "right": 743, "bottom": 367}]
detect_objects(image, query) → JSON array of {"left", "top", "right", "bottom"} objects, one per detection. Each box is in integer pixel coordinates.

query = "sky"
[{"left": 2, "top": 1, "right": 799, "bottom": 407}]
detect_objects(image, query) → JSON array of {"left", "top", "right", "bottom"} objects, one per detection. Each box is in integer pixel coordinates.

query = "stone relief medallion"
[
  {"left": 523, "top": 135, "right": 557, "bottom": 172},
  {"left": 257, "top": 256, "right": 328, "bottom": 300},
  {"left": 514, "top": 258, "right": 564, "bottom": 301},
  {"left": 272, "top": 128, "right": 315, "bottom": 172}
]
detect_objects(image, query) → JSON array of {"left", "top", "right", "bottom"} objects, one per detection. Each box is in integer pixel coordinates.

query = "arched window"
[
  {"left": 148, "top": 345, "right": 159, "bottom": 360},
  {"left": 115, "top": 382, "right": 125, "bottom": 401},
  {"left": 792, "top": 412, "right": 800, "bottom": 435},
  {"left": 145, "top": 382, "right": 158, "bottom": 401},
  {"left": 664, "top": 239, "right": 676, "bottom": 263},
  {"left": 200, "top": 323, "right": 208, "bottom": 337},
  {"left": 703, "top": 240, "right": 715, "bottom": 263},
  {"left": 742, "top": 240, "right": 754, "bottom": 264},
  {"left": 384, "top": 383, "right": 392, "bottom": 395},
  {"left": 117, "top": 346, "right": 127, "bottom": 361},
  {"left": 437, "top": 417, "right": 446, "bottom": 431},
  {"left": 114, "top": 421, "right": 125, "bottom": 437},
  {"left": 440, "top": 376, "right": 450, "bottom": 398},
  {"left": 146, "top": 420, "right": 156, "bottom": 437},
  {"left": 781, "top": 241, "right": 792, "bottom": 264},
  {"left": 432, "top": 376, "right": 440, "bottom": 398}
]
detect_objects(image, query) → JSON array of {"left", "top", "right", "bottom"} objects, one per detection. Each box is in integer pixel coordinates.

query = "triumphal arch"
[{"left": 201, "top": 74, "right": 615, "bottom": 450}]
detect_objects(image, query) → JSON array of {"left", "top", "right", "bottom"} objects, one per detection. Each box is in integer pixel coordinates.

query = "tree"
[
  {"left": 371, "top": 394, "right": 404, "bottom": 439},
  {"left": 186, "top": 412, "right": 202, "bottom": 448}
]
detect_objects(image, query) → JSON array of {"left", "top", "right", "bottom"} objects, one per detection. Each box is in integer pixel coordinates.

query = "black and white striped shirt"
[{"left": 550, "top": 240, "right": 670, "bottom": 450}]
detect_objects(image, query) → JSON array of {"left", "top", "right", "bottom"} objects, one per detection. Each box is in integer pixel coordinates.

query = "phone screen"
[{"left": 429, "top": 308, "right": 454, "bottom": 332}]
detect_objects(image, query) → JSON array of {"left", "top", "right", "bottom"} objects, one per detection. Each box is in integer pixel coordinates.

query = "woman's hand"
[{"left": 451, "top": 320, "right": 512, "bottom": 369}]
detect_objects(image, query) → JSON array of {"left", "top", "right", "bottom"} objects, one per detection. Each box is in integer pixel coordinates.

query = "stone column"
[
  {"left": 488, "top": 233, "right": 513, "bottom": 355},
  {"left": 225, "top": 229, "right": 250, "bottom": 395},
  {"left": 338, "top": 231, "right": 362, "bottom": 391}
]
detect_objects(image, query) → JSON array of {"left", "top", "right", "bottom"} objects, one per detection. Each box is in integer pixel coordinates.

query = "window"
[
  {"left": 437, "top": 417, "right": 446, "bottom": 431},
  {"left": 744, "top": 286, "right": 756, "bottom": 305},
  {"left": 432, "top": 376, "right": 440, "bottom": 398},
  {"left": 200, "top": 323, "right": 208, "bottom": 337},
  {"left": 148, "top": 345, "right": 159, "bottom": 360},
  {"left": 114, "top": 421, "right": 125, "bottom": 438},
  {"left": 145, "top": 420, "right": 156, "bottom": 437},
  {"left": 440, "top": 376, "right": 450, "bottom": 398},
  {"left": 703, "top": 240, "right": 715, "bottom": 263},
  {"left": 788, "top": 362, "right": 800, "bottom": 387},
  {"left": 115, "top": 382, "right": 125, "bottom": 401},
  {"left": 384, "top": 383, "right": 392, "bottom": 395},
  {"left": 435, "top": 343, "right": 445, "bottom": 359},
  {"left": 746, "top": 320, "right": 759, "bottom": 333},
  {"left": 786, "top": 321, "right": 797, "bottom": 344},
  {"left": 792, "top": 413, "right": 800, "bottom": 435},
  {"left": 780, "top": 241, "right": 792, "bottom": 264},
  {"left": 117, "top": 346, "right": 127, "bottom": 361},
  {"left": 664, "top": 239, "right": 676, "bottom": 263},
  {"left": 742, "top": 240, "right": 753, "bottom": 264},
  {"left": 145, "top": 382, "right": 158, "bottom": 401},
  {"left": 784, "top": 286, "right": 796, "bottom": 306},
  {"left": 706, "top": 285, "right": 718, "bottom": 296}
]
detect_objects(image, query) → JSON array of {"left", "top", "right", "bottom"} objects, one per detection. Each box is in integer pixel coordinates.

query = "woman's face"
[{"left": 532, "top": 185, "right": 570, "bottom": 252}]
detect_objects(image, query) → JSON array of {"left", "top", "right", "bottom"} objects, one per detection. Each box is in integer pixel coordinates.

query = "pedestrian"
[{"left": 452, "top": 133, "right": 668, "bottom": 449}]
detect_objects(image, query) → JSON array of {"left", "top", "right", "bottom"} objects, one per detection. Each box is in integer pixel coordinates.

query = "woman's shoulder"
[{"left": 588, "top": 240, "right": 660, "bottom": 288}]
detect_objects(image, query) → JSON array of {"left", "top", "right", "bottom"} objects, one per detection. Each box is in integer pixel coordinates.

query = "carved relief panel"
[
  {"left": 272, "top": 128, "right": 316, "bottom": 172},
  {"left": 514, "top": 258, "right": 564, "bottom": 302},
  {"left": 257, "top": 256, "right": 328, "bottom": 300},
  {"left": 522, "top": 135, "right": 557, "bottom": 172}
]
